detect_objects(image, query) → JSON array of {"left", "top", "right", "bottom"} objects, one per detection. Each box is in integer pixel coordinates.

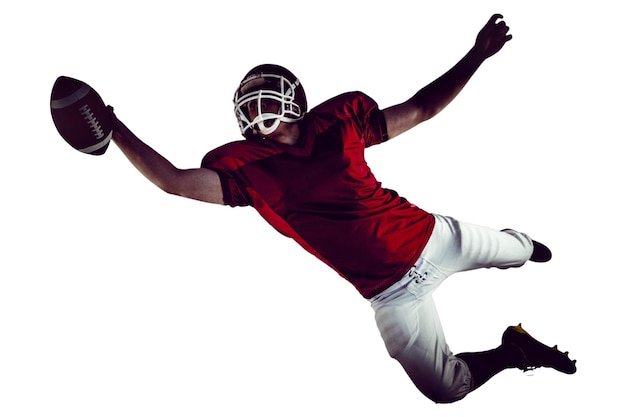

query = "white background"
[{"left": 2, "top": 1, "right": 624, "bottom": 415}]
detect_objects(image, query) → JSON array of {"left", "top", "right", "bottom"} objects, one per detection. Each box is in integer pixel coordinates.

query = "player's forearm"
[
  {"left": 110, "top": 115, "right": 180, "bottom": 193},
  {"left": 384, "top": 15, "right": 511, "bottom": 139},
  {"left": 409, "top": 47, "right": 485, "bottom": 121},
  {"left": 383, "top": 47, "right": 486, "bottom": 138}
]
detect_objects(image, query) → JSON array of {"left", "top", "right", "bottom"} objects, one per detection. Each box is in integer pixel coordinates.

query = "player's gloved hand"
[{"left": 474, "top": 14, "right": 513, "bottom": 59}]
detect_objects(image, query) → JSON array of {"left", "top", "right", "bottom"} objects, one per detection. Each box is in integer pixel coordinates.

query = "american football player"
[{"left": 110, "top": 14, "right": 576, "bottom": 403}]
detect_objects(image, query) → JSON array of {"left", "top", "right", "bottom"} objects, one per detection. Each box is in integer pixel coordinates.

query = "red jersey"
[{"left": 201, "top": 92, "right": 434, "bottom": 298}]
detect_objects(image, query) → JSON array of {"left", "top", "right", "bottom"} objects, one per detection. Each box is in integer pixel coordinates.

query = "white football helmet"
[{"left": 234, "top": 64, "right": 307, "bottom": 139}]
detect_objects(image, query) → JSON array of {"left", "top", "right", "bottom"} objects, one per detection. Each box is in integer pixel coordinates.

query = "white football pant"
[{"left": 369, "top": 214, "right": 533, "bottom": 403}]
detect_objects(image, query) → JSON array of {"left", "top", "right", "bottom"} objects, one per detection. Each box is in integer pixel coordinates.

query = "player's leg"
[
  {"left": 423, "top": 214, "right": 535, "bottom": 273},
  {"left": 371, "top": 263, "right": 472, "bottom": 403},
  {"left": 408, "top": 215, "right": 572, "bottom": 393},
  {"left": 457, "top": 324, "right": 577, "bottom": 391},
  {"left": 370, "top": 215, "right": 566, "bottom": 402},
  {"left": 456, "top": 344, "right": 525, "bottom": 391}
]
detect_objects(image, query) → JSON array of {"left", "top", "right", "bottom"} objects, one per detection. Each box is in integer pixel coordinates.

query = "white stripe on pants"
[{"left": 369, "top": 214, "right": 533, "bottom": 403}]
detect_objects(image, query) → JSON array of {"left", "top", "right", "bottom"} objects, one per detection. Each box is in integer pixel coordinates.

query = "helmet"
[{"left": 234, "top": 64, "right": 307, "bottom": 140}]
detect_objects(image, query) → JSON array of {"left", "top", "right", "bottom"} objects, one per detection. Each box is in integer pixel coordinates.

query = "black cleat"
[
  {"left": 530, "top": 240, "right": 552, "bottom": 262},
  {"left": 502, "top": 324, "right": 576, "bottom": 374}
]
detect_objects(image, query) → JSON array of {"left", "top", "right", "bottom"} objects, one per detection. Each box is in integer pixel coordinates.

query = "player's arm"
[
  {"left": 110, "top": 109, "right": 224, "bottom": 205},
  {"left": 382, "top": 14, "right": 512, "bottom": 140}
]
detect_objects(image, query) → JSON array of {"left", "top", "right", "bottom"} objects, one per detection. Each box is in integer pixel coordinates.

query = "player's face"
[{"left": 245, "top": 98, "right": 280, "bottom": 122}]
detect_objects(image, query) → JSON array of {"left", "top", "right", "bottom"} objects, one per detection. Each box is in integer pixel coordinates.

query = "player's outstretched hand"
[
  {"left": 474, "top": 14, "right": 512, "bottom": 59},
  {"left": 107, "top": 106, "right": 124, "bottom": 139}
]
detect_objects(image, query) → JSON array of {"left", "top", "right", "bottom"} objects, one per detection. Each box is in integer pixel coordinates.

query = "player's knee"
[
  {"left": 414, "top": 361, "right": 472, "bottom": 404},
  {"left": 423, "top": 386, "right": 468, "bottom": 404},
  {"left": 430, "top": 392, "right": 466, "bottom": 404}
]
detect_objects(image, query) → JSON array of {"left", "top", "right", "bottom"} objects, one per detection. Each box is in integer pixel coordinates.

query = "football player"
[{"left": 110, "top": 14, "right": 576, "bottom": 403}]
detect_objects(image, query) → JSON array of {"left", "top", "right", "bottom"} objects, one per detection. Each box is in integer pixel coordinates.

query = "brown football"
[{"left": 50, "top": 76, "right": 112, "bottom": 155}]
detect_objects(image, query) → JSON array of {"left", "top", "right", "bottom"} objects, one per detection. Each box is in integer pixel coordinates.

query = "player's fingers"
[
  {"left": 490, "top": 13, "right": 504, "bottom": 24},
  {"left": 496, "top": 21, "right": 510, "bottom": 34},
  {"left": 481, "top": 14, "right": 504, "bottom": 36}
]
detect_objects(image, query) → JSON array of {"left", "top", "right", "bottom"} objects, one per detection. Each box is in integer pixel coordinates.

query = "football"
[{"left": 50, "top": 76, "right": 112, "bottom": 155}]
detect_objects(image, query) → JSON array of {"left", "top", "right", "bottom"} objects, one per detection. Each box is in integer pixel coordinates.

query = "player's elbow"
[{"left": 159, "top": 182, "right": 181, "bottom": 197}]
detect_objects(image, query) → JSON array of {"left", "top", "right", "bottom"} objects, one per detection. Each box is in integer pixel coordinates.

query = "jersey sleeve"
[
  {"left": 201, "top": 152, "right": 252, "bottom": 207},
  {"left": 349, "top": 92, "right": 389, "bottom": 147},
  {"left": 358, "top": 93, "right": 389, "bottom": 148},
  {"left": 312, "top": 92, "right": 389, "bottom": 148},
  {"left": 214, "top": 169, "right": 252, "bottom": 207}
]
